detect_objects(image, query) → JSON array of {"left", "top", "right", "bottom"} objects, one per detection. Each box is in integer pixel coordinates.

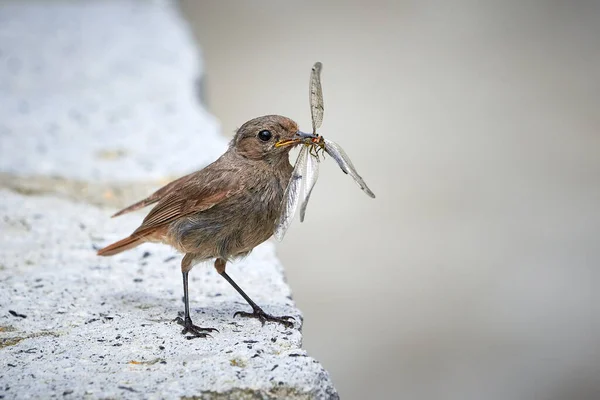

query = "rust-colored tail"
[{"left": 97, "top": 235, "right": 144, "bottom": 256}]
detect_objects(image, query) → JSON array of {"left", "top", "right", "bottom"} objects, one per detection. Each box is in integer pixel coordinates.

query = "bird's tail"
[{"left": 97, "top": 235, "right": 144, "bottom": 256}]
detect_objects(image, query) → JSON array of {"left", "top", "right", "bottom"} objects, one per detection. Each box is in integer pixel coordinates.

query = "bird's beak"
[{"left": 275, "top": 131, "right": 317, "bottom": 148}]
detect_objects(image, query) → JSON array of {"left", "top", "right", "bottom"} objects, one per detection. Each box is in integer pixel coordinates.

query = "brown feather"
[
  {"left": 111, "top": 172, "right": 197, "bottom": 217},
  {"left": 97, "top": 235, "right": 144, "bottom": 256},
  {"left": 133, "top": 172, "right": 243, "bottom": 237}
]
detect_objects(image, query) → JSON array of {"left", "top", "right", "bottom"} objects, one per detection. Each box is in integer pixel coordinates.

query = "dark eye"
[{"left": 258, "top": 130, "right": 272, "bottom": 141}]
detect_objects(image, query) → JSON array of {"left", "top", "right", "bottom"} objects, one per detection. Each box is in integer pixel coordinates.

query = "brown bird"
[{"left": 97, "top": 115, "right": 307, "bottom": 338}]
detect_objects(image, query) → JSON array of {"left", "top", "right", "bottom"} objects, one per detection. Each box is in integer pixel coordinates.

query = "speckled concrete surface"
[
  {"left": 0, "top": 190, "right": 336, "bottom": 399},
  {"left": 0, "top": 1, "right": 338, "bottom": 398}
]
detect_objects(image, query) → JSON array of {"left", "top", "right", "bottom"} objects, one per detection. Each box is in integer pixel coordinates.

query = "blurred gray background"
[{"left": 181, "top": 1, "right": 599, "bottom": 399}]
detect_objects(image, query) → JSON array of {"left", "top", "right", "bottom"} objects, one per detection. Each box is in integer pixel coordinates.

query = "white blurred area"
[{"left": 181, "top": 1, "right": 599, "bottom": 399}]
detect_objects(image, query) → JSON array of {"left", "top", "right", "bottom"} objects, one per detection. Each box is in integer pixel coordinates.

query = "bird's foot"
[
  {"left": 174, "top": 316, "right": 218, "bottom": 339},
  {"left": 233, "top": 307, "right": 295, "bottom": 329}
]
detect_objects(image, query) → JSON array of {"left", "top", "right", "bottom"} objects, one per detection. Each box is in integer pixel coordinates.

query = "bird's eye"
[{"left": 258, "top": 130, "right": 272, "bottom": 141}]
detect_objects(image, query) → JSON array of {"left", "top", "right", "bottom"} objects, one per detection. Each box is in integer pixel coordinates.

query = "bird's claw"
[
  {"left": 233, "top": 308, "right": 295, "bottom": 329},
  {"left": 174, "top": 316, "right": 218, "bottom": 339}
]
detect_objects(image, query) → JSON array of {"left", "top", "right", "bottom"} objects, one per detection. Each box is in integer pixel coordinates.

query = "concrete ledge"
[
  {"left": 0, "top": 190, "right": 337, "bottom": 399},
  {"left": 0, "top": 1, "right": 338, "bottom": 398}
]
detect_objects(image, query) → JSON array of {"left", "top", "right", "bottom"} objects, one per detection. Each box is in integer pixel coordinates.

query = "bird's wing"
[
  {"left": 133, "top": 169, "right": 242, "bottom": 236},
  {"left": 111, "top": 172, "right": 197, "bottom": 217}
]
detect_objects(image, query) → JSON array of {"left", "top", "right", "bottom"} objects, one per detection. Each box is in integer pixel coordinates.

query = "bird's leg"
[
  {"left": 174, "top": 254, "right": 218, "bottom": 339},
  {"left": 215, "top": 258, "right": 294, "bottom": 329}
]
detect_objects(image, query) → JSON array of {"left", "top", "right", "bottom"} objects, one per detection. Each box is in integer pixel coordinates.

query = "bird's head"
[{"left": 232, "top": 115, "right": 314, "bottom": 163}]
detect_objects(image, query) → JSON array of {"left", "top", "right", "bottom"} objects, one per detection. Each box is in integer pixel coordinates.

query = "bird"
[{"left": 97, "top": 115, "right": 305, "bottom": 338}]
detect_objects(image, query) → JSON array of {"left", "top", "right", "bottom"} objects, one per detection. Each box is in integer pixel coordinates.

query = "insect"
[{"left": 274, "top": 62, "right": 376, "bottom": 241}]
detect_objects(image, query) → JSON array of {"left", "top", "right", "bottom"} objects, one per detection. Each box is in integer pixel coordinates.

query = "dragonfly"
[{"left": 274, "top": 62, "right": 376, "bottom": 241}]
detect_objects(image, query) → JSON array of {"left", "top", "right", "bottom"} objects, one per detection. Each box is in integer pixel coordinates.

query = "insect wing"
[
  {"left": 323, "top": 138, "right": 376, "bottom": 198},
  {"left": 274, "top": 146, "right": 309, "bottom": 241},
  {"left": 299, "top": 149, "right": 320, "bottom": 222},
  {"left": 310, "top": 62, "right": 324, "bottom": 134}
]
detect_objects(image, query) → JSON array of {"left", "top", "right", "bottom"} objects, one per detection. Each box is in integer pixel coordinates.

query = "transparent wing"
[
  {"left": 299, "top": 150, "right": 320, "bottom": 222},
  {"left": 323, "top": 138, "right": 376, "bottom": 198},
  {"left": 274, "top": 145, "right": 309, "bottom": 241},
  {"left": 310, "top": 62, "right": 324, "bottom": 134}
]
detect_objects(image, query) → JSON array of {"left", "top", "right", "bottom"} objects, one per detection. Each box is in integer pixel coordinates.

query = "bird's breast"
[{"left": 168, "top": 171, "right": 290, "bottom": 260}]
